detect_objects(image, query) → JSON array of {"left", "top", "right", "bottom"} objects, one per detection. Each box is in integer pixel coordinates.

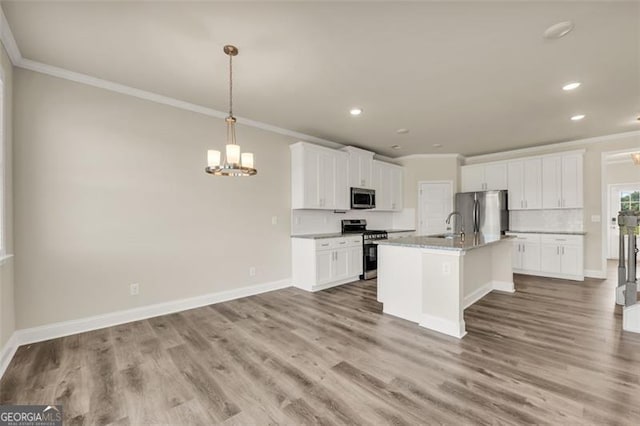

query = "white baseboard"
[
  {"left": 1, "top": 278, "right": 290, "bottom": 379},
  {"left": 420, "top": 314, "right": 466, "bottom": 339},
  {"left": 463, "top": 283, "right": 493, "bottom": 309},
  {"left": 584, "top": 269, "right": 606, "bottom": 279},
  {"left": 463, "top": 280, "right": 515, "bottom": 309},
  {"left": 0, "top": 333, "right": 19, "bottom": 380},
  {"left": 492, "top": 280, "right": 516, "bottom": 293}
]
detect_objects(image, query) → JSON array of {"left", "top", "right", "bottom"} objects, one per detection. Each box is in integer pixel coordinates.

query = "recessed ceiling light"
[
  {"left": 562, "top": 82, "right": 581, "bottom": 91},
  {"left": 396, "top": 128, "right": 410, "bottom": 134},
  {"left": 391, "top": 144, "right": 401, "bottom": 150},
  {"left": 349, "top": 108, "right": 362, "bottom": 116},
  {"left": 433, "top": 143, "right": 443, "bottom": 148},
  {"left": 543, "top": 21, "right": 574, "bottom": 40},
  {"left": 571, "top": 114, "right": 585, "bottom": 121}
]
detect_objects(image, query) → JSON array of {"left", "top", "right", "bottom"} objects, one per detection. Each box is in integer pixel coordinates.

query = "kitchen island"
[{"left": 377, "top": 234, "right": 515, "bottom": 338}]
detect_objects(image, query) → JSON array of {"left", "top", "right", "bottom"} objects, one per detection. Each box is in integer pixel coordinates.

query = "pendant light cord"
[{"left": 229, "top": 53, "right": 233, "bottom": 117}]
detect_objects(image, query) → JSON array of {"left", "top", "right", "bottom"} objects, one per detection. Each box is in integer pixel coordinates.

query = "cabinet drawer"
[
  {"left": 506, "top": 233, "right": 541, "bottom": 243},
  {"left": 539, "top": 234, "right": 583, "bottom": 245},
  {"left": 315, "top": 236, "right": 362, "bottom": 250}
]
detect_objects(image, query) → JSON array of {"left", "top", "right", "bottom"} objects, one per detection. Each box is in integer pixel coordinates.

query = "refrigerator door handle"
[{"left": 472, "top": 199, "right": 479, "bottom": 233}]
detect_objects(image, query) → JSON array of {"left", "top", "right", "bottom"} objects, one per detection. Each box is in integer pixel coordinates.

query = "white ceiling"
[{"left": 3, "top": 1, "right": 639, "bottom": 157}]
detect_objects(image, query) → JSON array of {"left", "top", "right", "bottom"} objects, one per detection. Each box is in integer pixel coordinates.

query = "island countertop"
[{"left": 376, "top": 234, "right": 514, "bottom": 251}]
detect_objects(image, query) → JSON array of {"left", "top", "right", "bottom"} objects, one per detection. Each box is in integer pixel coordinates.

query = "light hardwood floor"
[{"left": 2, "top": 265, "right": 640, "bottom": 425}]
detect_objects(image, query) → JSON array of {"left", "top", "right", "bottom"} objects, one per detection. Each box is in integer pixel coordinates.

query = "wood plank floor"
[{"left": 2, "top": 264, "right": 640, "bottom": 425}]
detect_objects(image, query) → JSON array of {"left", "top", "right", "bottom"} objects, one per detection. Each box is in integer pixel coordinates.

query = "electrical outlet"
[
  {"left": 130, "top": 283, "right": 140, "bottom": 296},
  {"left": 442, "top": 263, "right": 451, "bottom": 275},
  {"left": 271, "top": 216, "right": 278, "bottom": 225},
  {"left": 249, "top": 267, "right": 256, "bottom": 277}
]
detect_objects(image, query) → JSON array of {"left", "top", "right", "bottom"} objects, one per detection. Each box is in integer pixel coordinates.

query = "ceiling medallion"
[{"left": 206, "top": 45, "right": 256, "bottom": 177}]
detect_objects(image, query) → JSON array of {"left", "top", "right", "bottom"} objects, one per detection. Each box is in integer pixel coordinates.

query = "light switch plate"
[{"left": 591, "top": 215, "right": 601, "bottom": 223}]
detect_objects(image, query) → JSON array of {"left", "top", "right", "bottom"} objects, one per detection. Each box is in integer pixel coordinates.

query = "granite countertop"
[
  {"left": 291, "top": 233, "right": 345, "bottom": 239},
  {"left": 291, "top": 229, "right": 416, "bottom": 239},
  {"left": 507, "top": 230, "right": 587, "bottom": 235},
  {"left": 377, "top": 234, "right": 515, "bottom": 251}
]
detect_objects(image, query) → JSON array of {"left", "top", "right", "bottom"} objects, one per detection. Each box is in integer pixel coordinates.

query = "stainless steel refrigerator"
[{"left": 453, "top": 190, "right": 509, "bottom": 237}]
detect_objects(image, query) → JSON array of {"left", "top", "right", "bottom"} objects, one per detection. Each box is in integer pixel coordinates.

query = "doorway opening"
[
  {"left": 417, "top": 181, "right": 453, "bottom": 236},
  {"left": 607, "top": 183, "right": 640, "bottom": 259}
]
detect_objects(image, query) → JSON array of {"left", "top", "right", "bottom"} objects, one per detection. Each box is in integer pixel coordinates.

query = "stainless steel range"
[{"left": 341, "top": 219, "right": 388, "bottom": 280}]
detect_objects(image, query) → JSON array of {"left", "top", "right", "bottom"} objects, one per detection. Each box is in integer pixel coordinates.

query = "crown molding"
[
  {"left": 0, "top": 7, "right": 20, "bottom": 65},
  {"left": 395, "top": 153, "right": 463, "bottom": 161},
  {"left": 2, "top": 6, "right": 639, "bottom": 161},
  {"left": 465, "top": 131, "right": 640, "bottom": 163},
  {"left": 0, "top": 7, "right": 345, "bottom": 149}
]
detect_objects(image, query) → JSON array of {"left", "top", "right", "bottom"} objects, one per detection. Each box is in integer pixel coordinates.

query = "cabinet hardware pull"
[
  {"left": 556, "top": 247, "right": 559, "bottom": 255},
  {"left": 562, "top": 247, "right": 565, "bottom": 255}
]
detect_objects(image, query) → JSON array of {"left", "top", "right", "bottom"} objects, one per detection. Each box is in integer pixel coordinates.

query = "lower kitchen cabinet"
[
  {"left": 507, "top": 233, "right": 584, "bottom": 281},
  {"left": 292, "top": 235, "right": 363, "bottom": 291}
]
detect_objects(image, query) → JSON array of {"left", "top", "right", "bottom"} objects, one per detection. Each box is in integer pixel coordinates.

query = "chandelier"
[
  {"left": 206, "top": 45, "right": 256, "bottom": 176},
  {"left": 631, "top": 152, "right": 640, "bottom": 166}
]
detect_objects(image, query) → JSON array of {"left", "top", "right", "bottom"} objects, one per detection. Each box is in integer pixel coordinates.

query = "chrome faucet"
[{"left": 445, "top": 212, "right": 465, "bottom": 242}]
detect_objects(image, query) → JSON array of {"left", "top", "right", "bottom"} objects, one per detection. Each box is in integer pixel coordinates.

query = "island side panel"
[
  {"left": 377, "top": 244, "right": 423, "bottom": 323},
  {"left": 490, "top": 239, "right": 515, "bottom": 292},
  {"left": 420, "top": 250, "right": 466, "bottom": 338},
  {"left": 461, "top": 247, "right": 494, "bottom": 308}
]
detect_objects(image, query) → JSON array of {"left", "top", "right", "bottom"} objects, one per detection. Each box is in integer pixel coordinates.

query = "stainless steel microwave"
[{"left": 351, "top": 187, "right": 376, "bottom": 209}]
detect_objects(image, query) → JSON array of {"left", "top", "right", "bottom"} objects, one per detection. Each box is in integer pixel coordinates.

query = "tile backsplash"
[
  {"left": 291, "top": 208, "right": 416, "bottom": 235},
  {"left": 509, "top": 209, "right": 584, "bottom": 232}
]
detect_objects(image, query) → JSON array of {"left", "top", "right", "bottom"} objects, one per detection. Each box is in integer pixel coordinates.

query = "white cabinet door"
[
  {"left": 512, "top": 241, "right": 522, "bottom": 269},
  {"left": 461, "top": 165, "right": 485, "bottom": 192},
  {"left": 319, "top": 150, "right": 336, "bottom": 209},
  {"left": 346, "top": 148, "right": 374, "bottom": 189},
  {"left": 523, "top": 158, "right": 542, "bottom": 210},
  {"left": 561, "top": 155, "right": 583, "bottom": 208},
  {"left": 485, "top": 163, "right": 508, "bottom": 190},
  {"left": 360, "top": 155, "right": 373, "bottom": 188},
  {"left": 348, "top": 246, "right": 363, "bottom": 277},
  {"left": 301, "top": 147, "right": 321, "bottom": 208},
  {"left": 332, "top": 248, "right": 349, "bottom": 281},
  {"left": 542, "top": 156, "right": 562, "bottom": 209},
  {"left": 521, "top": 242, "right": 541, "bottom": 271},
  {"left": 390, "top": 165, "right": 404, "bottom": 211},
  {"left": 334, "top": 151, "right": 349, "bottom": 210},
  {"left": 316, "top": 250, "right": 332, "bottom": 285},
  {"left": 560, "top": 245, "right": 582, "bottom": 276},
  {"left": 508, "top": 161, "right": 525, "bottom": 210},
  {"left": 540, "top": 244, "right": 561, "bottom": 273}
]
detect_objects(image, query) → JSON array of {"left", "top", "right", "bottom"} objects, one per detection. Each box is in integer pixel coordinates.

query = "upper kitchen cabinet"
[
  {"left": 291, "top": 142, "right": 349, "bottom": 210},
  {"left": 508, "top": 158, "right": 542, "bottom": 210},
  {"left": 342, "top": 146, "right": 374, "bottom": 189},
  {"left": 461, "top": 163, "right": 507, "bottom": 192},
  {"left": 373, "top": 160, "right": 404, "bottom": 211},
  {"left": 542, "top": 153, "right": 583, "bottom": 209}
]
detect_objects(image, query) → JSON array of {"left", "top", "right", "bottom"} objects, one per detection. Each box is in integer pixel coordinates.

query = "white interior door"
[
  {"left": 418, "top": 181, "right": 453, "bottom": 236},
  {"left": 608, "top": 183, "right": 640, "bottom": 259}
]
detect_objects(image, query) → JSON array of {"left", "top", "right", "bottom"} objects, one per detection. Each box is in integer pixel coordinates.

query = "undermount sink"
[{"left": 430, "top": 233, "right": 457, "bottom": 240}]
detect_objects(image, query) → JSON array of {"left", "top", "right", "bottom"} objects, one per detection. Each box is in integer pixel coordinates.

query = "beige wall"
[
  {"left": 605, "top": 161, "right": 640, "bottom": 186},
  {"left": 399, "top": 155, "right": 461, "bottom": 229},
  {"left": 14, "top": 69, "right": 294, "bottom": 329},
  {"left": 465, "top": 133, "right": 640, "bottom": 274},
  {"left": 400, "top": 155, "right": 461, "bottom": 209},
  {"left": 0, "top": 43, "right": 14, "bottom": 351}
]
